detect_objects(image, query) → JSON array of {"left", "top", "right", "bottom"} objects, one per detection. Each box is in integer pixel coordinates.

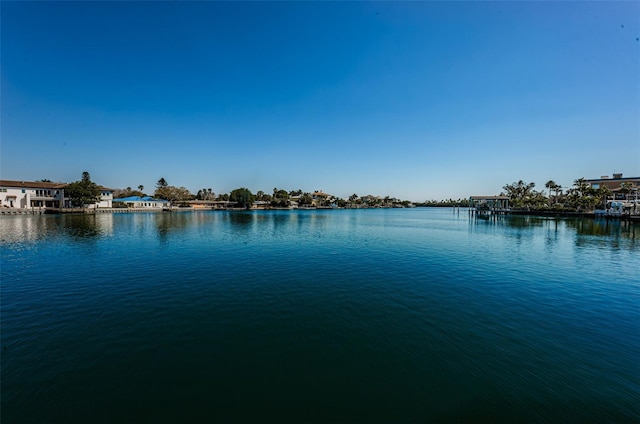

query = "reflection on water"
[
  {"left": 58, "top": 215, "right": 102, "bottom": 239},
  {"left": 0, "top": 213, "right": 114, "bottom": 244},
  {"left": 567, "top": 218, "right": 638, "bottom": 250},
  {"left": 1, "top": 208, "right": 638, "bottom": 423},
  {"left": 227, "top": 211, "right": 254, "bottom": 227},
  {"left": 155, "top": 212, "right": 190, "bottom": 239},
  {"left": 470, "top": 214, "right": 637, "bottom": 247},
  {"left": 567, "top": 217, "right": 637, "bottom": 237},
  {"left": 1, "top": 210, "right": 637, "bottom": 248}
]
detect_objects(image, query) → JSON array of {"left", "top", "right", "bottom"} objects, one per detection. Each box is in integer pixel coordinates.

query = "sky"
[{"left": 1, "top": 1, "right": 639, "bottom": 201}]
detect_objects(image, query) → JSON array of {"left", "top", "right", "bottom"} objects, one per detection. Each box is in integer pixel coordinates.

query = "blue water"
[{"left": 1, "top": 209, "right": 638, "bottom": 422}]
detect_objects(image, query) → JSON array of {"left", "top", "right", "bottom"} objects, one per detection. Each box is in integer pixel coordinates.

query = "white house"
[
  {"left": 95, "top": 189, "right": 114, "bottom": 208},
  {"left": 112, "top": 196, "right": 168, "bottom": 208},
  {"left": 0, "top": 180, "right": 113, "bottom": 209}
]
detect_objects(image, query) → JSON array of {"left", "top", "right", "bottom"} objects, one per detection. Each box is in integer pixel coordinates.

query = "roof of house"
[
  {"left": 312, "top": 191, "right": 332, "bottom": 197},
  {"left": 0, "top": 179, "right": 67, "bottom": 189},
  {"left": 586, "top": 177, "right": 639, "bottom": 182}
]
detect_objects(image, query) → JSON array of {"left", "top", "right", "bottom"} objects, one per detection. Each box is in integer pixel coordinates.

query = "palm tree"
[
  {"left": 569, "top": 178, "right": 594, "bottom": 211},
  {"left": 554, "top": 185, "right": 563, "bottom": 205},
  {"left": 573, "top": 178, "right": 588, "bottom": 195},
  {"left": 502, "top": 180, "right": 536, "bottom": 208},
  {"left": 597, "top": 186, "right": 612, "bottom": 209},
  {"left": 138, "top": 185, "right": 144, "bottom": 195},
  {"left": 620, "top": 182, "right": 633, "bottom": 200},
  {"left": 545, "top": 180, "right": 556, "bottom": 207}
]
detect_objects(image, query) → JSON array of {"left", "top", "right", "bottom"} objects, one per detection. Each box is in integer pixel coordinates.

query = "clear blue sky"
[{"left": 2, "top": 1, "right": 638, "bottom": 201}]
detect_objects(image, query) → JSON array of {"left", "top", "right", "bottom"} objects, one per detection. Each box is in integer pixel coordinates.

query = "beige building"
[{"left": 586, "top": 173, "right": 639, "bottom": 200}]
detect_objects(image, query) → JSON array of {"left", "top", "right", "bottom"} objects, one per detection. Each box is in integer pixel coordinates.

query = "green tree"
[
  {"left": 113, "top": 186, "right": 143, "bottom": 199},
  {"left": 596, "top": 186, "right": 612, "bottom": 209},
  {"left": 271, "top": 188, "right": 290, "bottom": 207},
  {"left": 550, "top": 183, "right": 563, "bottom": 206},
  {"left": 565, "top": 178, "right": 597, "bottom": 211},
  {"left": 575, "top": 178, "right": 589, "bottom": 193},
  {"left": 155, "top": 185, "right": 193, "bottom": 205},
  {"left": 66, "top": 171, "right": 102, "bottom": 208},
  {"left": 545, "top": 180, "right": 557, "bottom": 207},
  {"left": 555, "top": 185, "right": 563, "bottom": 199},
  {"left": 502, "top": 180, "right": 539, "bottom": 208},
  {"left": 229, "top": 188, "right": 255, "bottom": 209},
  {"left": 195, "top": 188, "right": 213, "bottom": 201},
  {"left": 620, "top": 182, "right": 633, "bottom": 200},
  {"left": 156, "top": 178, "right": 168, "bottom": 188},
  {"left": 298, "top": 192, "right": 313, "bottom": 206}
]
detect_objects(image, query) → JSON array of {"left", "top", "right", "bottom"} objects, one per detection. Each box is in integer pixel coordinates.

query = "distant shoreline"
[{"left": 2, "top": 206, "right": 638, "bottom": 221}]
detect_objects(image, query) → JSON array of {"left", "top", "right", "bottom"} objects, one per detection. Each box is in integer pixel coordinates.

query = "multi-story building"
[
  {"left": 0, "top": 180, "right": 113, "bottom": 209},
  {"left": 586, "top": 173, "right": 640, "bottom": 200}
]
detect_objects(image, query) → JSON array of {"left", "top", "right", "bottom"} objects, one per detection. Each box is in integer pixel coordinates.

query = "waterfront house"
[
  {"left": 0, "top": 180, "right": 66, "bottom": 208},
  {"left": 113, "top": 196, "right": 168, "bottom": 209},
  {"left": 586, "top": 173, "right": 639, "bottom": 200},
  {"left": 96, "top": 189, "right": 114, "bottom": 208},
  {"left": 251, "top": 200, "right": 270, "bottom": 210},
  {"left": 360, "top": 195, "right": 382, "bottom": 206},
  {"left": 0, "top": 180, "right": 113, "bottom": 209},
  {"left": 311, "top": 191, "right": 333, "bottom": 207}
]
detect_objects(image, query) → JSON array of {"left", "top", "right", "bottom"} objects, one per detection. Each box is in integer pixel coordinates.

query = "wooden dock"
[{"left": 0, "top": 208, "right": 46, "bottom": 215}]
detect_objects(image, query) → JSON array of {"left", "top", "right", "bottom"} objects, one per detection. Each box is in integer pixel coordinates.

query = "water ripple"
[{"left": 1, "top": 210, "right": 638, "bottom": 422}]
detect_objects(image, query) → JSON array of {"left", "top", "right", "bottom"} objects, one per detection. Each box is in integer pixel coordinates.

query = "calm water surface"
[{"left": 1, "top": 209, "right": 639, "bottom": 422}]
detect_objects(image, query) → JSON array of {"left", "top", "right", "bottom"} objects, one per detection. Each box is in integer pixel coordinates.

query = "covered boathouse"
[{"left": 469, "top": 195, "right": 510, "bottom": 216}]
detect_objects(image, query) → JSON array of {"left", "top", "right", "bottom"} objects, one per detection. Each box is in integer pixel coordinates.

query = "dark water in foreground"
[{"left": 1, "top": 209, "right": 639, "bottom": 422}]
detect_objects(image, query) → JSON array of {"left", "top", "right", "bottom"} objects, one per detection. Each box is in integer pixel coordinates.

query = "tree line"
[
  {"left": 111, "top": 178, "right": 416, "bottom": 209},
  {"left": 500, "top": 178, "right": 635, "bottom": 211},
  {"left": 69, "top": 172, "right": 633, "bottom": 213}
]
